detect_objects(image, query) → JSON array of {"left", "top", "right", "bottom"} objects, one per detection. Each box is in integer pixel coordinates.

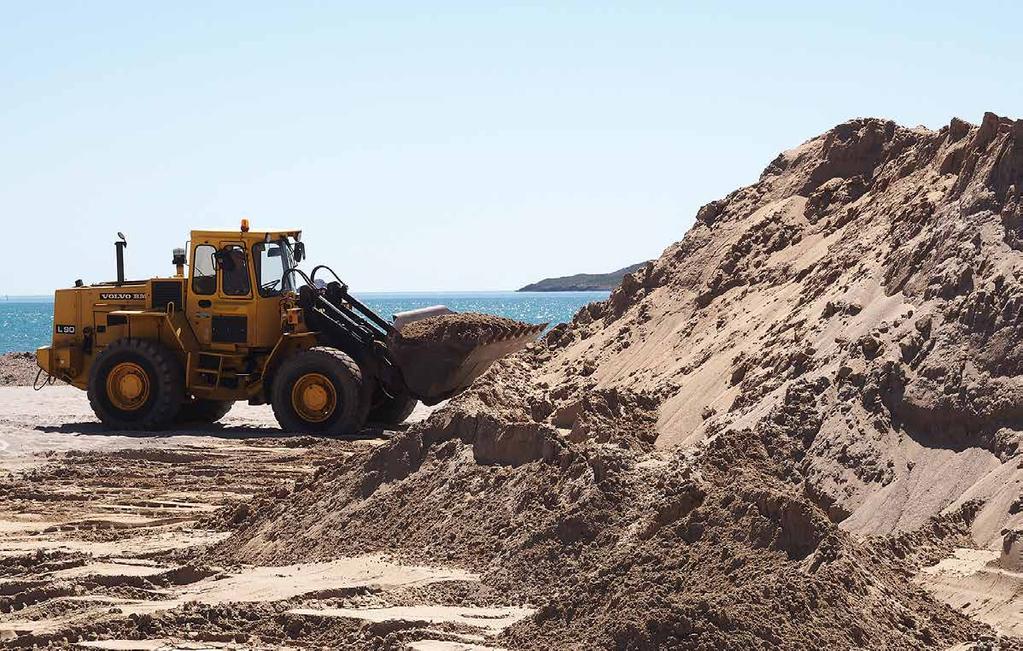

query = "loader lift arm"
[{"left": 284, "top": 267, "right": 407, "bottom": 399}]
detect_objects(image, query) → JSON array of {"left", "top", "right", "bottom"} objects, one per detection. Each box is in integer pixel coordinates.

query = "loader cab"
[{"left": 185, "top": 226, "right": 302, "bottom": 350}]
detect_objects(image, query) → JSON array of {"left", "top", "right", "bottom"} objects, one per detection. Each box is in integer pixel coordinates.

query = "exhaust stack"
[{"left": 115, "top": 232, "right": 127, "bottom": 285}]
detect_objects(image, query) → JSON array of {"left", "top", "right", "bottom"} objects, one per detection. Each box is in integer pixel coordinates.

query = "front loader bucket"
[{"left": 388, "top": 316, "right": 546, "bottom": 405}]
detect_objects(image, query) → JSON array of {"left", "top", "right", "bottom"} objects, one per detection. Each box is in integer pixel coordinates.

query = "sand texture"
[
  {"left": 0, "top": 388, "right": 517, "bottom": 649},
  {"left": 396, "top": 313, "right": 533, "bottom": 344}
]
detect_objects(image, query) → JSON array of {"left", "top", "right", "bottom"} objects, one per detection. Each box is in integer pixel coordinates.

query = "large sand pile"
[{"left": 218, "top": 112, "right": 1023, "bottom": 647}]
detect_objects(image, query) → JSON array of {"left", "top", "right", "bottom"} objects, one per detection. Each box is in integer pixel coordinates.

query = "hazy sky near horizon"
[{"left": 2, "top": 2, "right": 1020, "bottom": 294}]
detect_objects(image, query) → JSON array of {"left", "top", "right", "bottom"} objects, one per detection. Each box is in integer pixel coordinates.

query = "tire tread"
[
  {"left": 270, "top": 346, "right": 368, "bottom": 434},
  {"left": 87, "top": 338, "right": 184, "bottom": 430}
]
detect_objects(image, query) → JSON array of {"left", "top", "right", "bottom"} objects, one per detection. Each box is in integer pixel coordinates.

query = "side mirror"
[{"left": 294, "top": 242, "right": 306, "bottom": 263}]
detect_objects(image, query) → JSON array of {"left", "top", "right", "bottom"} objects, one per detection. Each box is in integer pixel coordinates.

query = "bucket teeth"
[{"left": 475, "top": 322, "right": 546, "bottom": 346}]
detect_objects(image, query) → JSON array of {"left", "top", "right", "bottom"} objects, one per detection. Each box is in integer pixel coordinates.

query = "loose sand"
[
  {"left": 396, "top": 313, "right": 530, "bottom": 344},
  {"left": 6, "top": 113, "right": 1023, "bottom": 648}
]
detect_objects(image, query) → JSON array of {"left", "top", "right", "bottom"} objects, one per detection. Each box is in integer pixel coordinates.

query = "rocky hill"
[{"left": 518, "top": 261, "right": 650, "bottom": 291}]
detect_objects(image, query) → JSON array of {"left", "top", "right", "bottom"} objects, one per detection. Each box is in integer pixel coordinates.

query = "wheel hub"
[
  {"left": 106, "top": 362, "right": 150, "bottom": 411},
  {"left": 291, "top": 373, "right": 337, "bottom": 423}
]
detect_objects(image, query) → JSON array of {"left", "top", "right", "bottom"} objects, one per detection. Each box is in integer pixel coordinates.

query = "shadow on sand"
[{"left": 33, "top": 421, "right": 401, "bottom": 441}]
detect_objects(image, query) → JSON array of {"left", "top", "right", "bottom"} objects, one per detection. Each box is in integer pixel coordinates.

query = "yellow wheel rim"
[
  {"left": 106, "top": 362, "right": 150, "bottom": 411},
  {"left": 291, "top": 372, "right": 337, "bottom": 423}
]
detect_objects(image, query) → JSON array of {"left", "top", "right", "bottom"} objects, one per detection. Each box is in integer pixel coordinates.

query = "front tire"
[
  {"left": 87, "top": 339, "right": 184, "bottom": 430},
  {"left": 270, "top": 347, "right": 368, "bottom": 434}
]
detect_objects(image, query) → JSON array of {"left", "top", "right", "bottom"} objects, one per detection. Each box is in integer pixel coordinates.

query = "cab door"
[
  {"left": 209, "top": 242, "right": 255, "bottom": 348},
  {"left": 187, "top": 243, "right": 218, "bottom": 346},
  {"left": 186, "top": 241, "right": 256, "bottom": 348},
  {"left": 249, "top": 239, "right": 290, "bottom": 348}
]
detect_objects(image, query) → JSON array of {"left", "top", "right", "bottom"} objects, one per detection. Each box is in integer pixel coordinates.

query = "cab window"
[
  {"left": 220, "top": 245, "right": 251, "bottom": 296},
  {"left": 192, "top": 244, "right": 217, "bottom": 295},
  {"left": 253, "top": 241, "right": 290, "bottom": 297}
]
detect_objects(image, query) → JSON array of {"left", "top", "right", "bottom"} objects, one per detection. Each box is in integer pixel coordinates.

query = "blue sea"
[{"left": 0, "top": 291, "right": 608, "bottom": 354}]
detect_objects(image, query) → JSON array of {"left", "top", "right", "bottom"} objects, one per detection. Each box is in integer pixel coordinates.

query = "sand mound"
[
  {"left": 214, "top": 113, "right": 1023, "bottom": 647},
  {"left": 0, "top": 351, "right": 43, "bottom": 386},
  {"left": 396, "top": 313, "right": 532, "bottom": 343}
]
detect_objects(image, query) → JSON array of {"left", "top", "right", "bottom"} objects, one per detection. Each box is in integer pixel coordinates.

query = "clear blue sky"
[{"left": 1, "top": 2, "right": 1018, "bottom": 294}]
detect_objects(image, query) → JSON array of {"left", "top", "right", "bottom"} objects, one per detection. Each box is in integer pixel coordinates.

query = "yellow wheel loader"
[{"left": 36, "top": 222, "right": 544, "bottom": 433}]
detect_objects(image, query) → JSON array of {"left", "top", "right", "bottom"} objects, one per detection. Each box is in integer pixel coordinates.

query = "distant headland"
[{"left": 517, "top": 262, "right": 651, "bottom": 292}]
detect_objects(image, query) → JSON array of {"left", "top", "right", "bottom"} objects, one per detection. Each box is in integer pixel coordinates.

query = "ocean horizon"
[{"left": 0, "top": 290, "right": 608, "bottom": 354}]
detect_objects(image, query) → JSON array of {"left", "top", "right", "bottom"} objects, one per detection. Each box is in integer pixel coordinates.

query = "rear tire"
[
  {"left": 176, "top": 398, "right": 233, "bottom": 424},
  {"left": 87, "top": 339, "right": 184, "bottom": 430},
  {"left": 270, "top": 347, "right": 368, "bottom": 434},
  {"left": 368, "top": 389, "right": 418, "bottom": 426}
]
